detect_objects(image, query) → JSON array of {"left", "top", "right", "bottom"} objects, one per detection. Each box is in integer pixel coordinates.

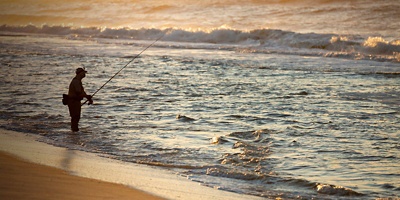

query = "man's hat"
[{"left": 76, "top": 67, "right": 87, "bottom": 74}]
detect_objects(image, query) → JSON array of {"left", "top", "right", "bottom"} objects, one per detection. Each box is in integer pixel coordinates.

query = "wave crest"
[
  {"left": 1, "top": 25, "right": 399, "bottom": 62},
  {"left": 363, "top": 37, "right": 400, "bottom": 55},
  {"left": 316, "top": 184, "right": 363, "bottom": 196}
]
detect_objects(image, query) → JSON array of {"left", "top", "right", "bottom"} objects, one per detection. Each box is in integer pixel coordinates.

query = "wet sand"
[{"left": 0, "top": 152, "right": 163, "bottom": 200}]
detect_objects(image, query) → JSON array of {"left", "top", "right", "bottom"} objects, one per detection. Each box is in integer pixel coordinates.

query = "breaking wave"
[{"left": 1, "top": 24, "right": 399, "bottom": 63}]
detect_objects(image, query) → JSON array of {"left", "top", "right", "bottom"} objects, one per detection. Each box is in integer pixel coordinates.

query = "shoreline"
[{"left": 0, "top": 129, "right": 266, "bottom": 200}]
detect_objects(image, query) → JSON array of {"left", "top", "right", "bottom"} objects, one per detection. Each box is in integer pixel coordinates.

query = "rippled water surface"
[{"left": 1, "top": 35, "right": 399, "bottom": 199}]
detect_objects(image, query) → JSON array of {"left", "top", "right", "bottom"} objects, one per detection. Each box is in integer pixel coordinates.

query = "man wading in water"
[{"left": 68, "top": 68, "right": 93, "bottom": 132}]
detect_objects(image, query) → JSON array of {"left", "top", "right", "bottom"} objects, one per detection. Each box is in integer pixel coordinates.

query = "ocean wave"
[
  {"left": 315, "top": 184, "right": 363, "bottom": 196},
  {"left": 1, "top": 25, "right": 399, "bottom": 62}
]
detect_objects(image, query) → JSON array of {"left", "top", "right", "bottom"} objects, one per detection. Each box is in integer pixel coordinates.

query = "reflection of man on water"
[{"left": 68, "top": 68, "right": 93, "bottom": 132}]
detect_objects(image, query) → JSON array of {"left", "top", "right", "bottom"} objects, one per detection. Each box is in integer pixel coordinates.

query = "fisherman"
[{"left": 67, "top": 67, "right": 93, "bottom": 132}]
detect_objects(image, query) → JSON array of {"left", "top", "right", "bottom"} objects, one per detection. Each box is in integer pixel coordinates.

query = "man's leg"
[
  {"left": 68, "top": 101, "right": 81, "bottom": 132},
  {"left": 71, "top": 116, "right": 80, "bottom": 132}
]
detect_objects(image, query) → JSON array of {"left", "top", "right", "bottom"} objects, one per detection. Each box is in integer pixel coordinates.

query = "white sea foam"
[
  {"left": 1, "top": 0, "right": 399, "bottom": 63},
  {"left": 1, "top": 25, "right": 399, "bottom": 63},
  {"left": 316, "top": 184, "right": 362, "bottom": 196}
]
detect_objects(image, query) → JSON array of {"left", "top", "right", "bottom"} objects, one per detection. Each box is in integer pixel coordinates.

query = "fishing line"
[{"left": 82, "top": 30, "right": 169, "bottom": 106}]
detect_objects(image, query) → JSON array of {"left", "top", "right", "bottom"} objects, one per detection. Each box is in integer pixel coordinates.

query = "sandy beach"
[
  {"left": 0, "top": 152, "right": 163, "bottom": 200},
  {"left": 0, "top": 129, "right": 265, "bottom": 200}
]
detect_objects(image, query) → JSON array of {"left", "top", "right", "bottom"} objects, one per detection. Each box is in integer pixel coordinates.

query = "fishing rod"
[{"left": 82, "top": 31, "right": 168, "bottom": 106}]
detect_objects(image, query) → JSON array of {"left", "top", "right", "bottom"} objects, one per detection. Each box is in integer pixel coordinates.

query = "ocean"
[{"left": 0, "top": 0, "right": 399, "bottom": 199}]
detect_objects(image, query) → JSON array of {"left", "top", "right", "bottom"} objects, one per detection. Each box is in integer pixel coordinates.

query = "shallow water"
[{"left": 0, "top": 34, "right": 399, "bottom": 199}]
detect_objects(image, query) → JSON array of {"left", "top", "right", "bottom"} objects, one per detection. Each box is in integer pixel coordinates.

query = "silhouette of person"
[{"left": 68, "top": 68, "right": 93, "bottom": 132}]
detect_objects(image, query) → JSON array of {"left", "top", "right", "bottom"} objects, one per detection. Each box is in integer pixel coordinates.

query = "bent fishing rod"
[{"left": 82, "top": 31, "right": 168, "bottom": 106}]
